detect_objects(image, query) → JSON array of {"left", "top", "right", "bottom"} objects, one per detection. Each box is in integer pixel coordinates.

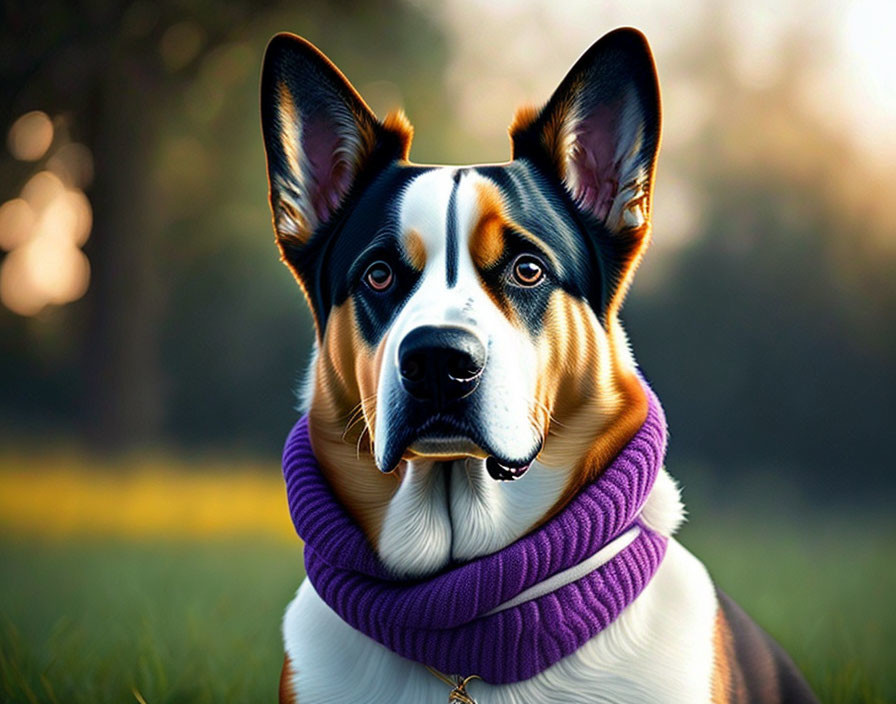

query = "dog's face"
[{"left": 262, "top": 28, "right": 661, "bottom": 577}]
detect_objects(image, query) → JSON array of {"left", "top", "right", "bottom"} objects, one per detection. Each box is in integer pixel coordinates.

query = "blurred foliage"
[
  {"left": 0, "top": 1, "right": 894, "bottom": 505},
  {"left": 626, "top": 33, "right": 896, "bottom": 499}
]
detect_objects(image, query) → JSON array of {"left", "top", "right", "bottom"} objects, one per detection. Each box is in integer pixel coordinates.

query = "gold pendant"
[{"left": 425, "top": 666, "right": 481, "bottom": 704}]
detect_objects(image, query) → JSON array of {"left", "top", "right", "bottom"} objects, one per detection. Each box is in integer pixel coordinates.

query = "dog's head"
[{"left": 262, "top": 28, "right": 661, "bottom": 577}]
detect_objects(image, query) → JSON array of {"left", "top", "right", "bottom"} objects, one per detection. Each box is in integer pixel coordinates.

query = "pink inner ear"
[
  {"left": 568, "top": 104, "right": 622, "bottom": 223},
  {"left": 303, "top": 119, "right": 356, "bottom": 224}
]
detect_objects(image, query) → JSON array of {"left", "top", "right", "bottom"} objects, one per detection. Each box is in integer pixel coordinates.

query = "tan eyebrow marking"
[
  {"left": 470, "top": 179, "right": 561, "bottom": 273},
  {"left": 404, "top": 228, "right": 426, "bottom": 271},
  {"left": 469, "top": 180, "right": 507, "bottom": 270}
]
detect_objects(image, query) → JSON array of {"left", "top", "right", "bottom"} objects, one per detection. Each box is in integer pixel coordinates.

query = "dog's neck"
[{"left": 283, "top": 382, "right": 676, "bottom": 683}]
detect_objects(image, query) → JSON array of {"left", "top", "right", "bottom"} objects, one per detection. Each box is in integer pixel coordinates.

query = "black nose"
[{"left": 398, "top": 325, "right": 486, "bottom": 404}]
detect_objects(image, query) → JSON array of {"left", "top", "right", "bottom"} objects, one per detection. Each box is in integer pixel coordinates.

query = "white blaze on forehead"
[
  {"left": 398, "top": 168, "right": 458, "bottom": 267},
  {"left": 392, "top": 168, "right": 493, "bottom": 334},
  {"left": 398, "top": 167, "right": 499, "bottom": 289}
]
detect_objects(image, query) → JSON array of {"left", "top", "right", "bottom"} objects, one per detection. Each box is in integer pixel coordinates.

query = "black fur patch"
[{"left": 445, "top": 170, "right": 462, "bottom": 287}]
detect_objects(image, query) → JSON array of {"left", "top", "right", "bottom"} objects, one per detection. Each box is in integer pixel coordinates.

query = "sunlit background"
[{"left": 1, "top": 1, "right": 894, "bottom": 702}]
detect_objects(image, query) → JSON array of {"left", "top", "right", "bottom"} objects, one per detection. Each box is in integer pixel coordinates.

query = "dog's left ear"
[{"left": 510, "top": 28, "right": 661, "bottom": 302}]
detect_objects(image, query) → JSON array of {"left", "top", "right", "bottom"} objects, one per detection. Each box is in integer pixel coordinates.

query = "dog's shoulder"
[{"left": 712, "top": 588, "right": 819, "bottom": 704}]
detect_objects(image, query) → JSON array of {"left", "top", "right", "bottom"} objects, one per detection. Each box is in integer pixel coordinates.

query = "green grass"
[
  {"left": 1, "top": 515, "right": 894, "bottom": 703},
  {"left": 0, "top": 538, "right": 303, "bottom": 704}
]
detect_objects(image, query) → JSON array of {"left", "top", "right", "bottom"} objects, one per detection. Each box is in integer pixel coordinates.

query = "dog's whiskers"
[
  {"left": 534, "top": 399, "right": 566, "bottom": 427},
  {"left": 341, "top": 394, "right": 378, "bottom": 443},
  {"left": 355, "top": 411, "right": 375, "bottom": 460},
  {"left": 530, "top": 400, "right": 567, "bottom": 445}
]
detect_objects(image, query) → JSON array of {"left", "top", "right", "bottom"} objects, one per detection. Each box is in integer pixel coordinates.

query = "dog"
[{"left": 261, "top": 27, "right": 819, "bottom": 704}]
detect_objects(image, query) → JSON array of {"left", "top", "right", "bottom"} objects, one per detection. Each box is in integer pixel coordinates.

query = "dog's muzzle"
[{"left": 379, "top": 325, "right": 535, "bottom": 478}]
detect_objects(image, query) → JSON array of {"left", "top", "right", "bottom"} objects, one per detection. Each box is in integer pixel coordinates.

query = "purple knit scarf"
[{"left": 282, "top": 384, "right": 668, "bottom": 684}]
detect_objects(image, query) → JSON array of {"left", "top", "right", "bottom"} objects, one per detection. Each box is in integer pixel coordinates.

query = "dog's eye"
[
  {"left": 364, "top": 260, "right": 394, "bottom": 291},
  {"left": 511, "top": 254, "right": 545, "bottom": 287}
]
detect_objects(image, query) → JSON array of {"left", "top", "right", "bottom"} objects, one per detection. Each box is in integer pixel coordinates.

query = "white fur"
[
  {"left": 641, "top": 468, "right": 687, "bottom": 537},
  {"left": 378, "top": 459, "right": 453, "bottom": 578},
  {"left": 378, "top": 456, "right": 570, "bottom": 578},
  {"left": 447, "top": 458, "right": 568, "bottom": 562},
  {"left": 295, "top": 341, "right": 319, "bottom": 415}
]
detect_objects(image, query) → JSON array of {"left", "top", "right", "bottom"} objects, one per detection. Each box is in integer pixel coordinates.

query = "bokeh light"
[
  {"left": 0, "top": 248, "right": 46, "bottom": 316},
  {"left": 1, "top": 118, "right": 93, "bottom": 316},
  {"left": 7, "top": 111, "right": 54, "bottom": 161},
  {"left": 38, "top": 189, "right": 93, "bottom": 248},
  {"left": 0, "top": 199, "right": 37, "bottom": 252},
  {"left": 20, "top": 170, "right": 66, "bottom": 212}
]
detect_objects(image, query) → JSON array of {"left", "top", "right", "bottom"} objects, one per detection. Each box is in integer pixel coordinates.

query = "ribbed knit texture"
[{"left": 283, "top": 384, "right": 668, "bottom": 684}]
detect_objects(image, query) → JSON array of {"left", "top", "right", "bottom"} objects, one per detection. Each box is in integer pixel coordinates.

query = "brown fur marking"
[
  {"left": 712, "top": 604, "right": 738, "bottom": 704},
  {"left": 279, "top": 653, "right": 298, "bottom": 704},
  {"left": 382, "top": 109, "right": 414, "bottom": 160},
  {"left": 309, "top": 300, "right": 399, "bottom": 545},
  {"left": 468, "top": 177, "right": 562, "bottom": 319},
  {"left": 533, "top": 295, "right": 647, "bottom": 522},
  {"left": 507, "top": 103, "right": 539, "bottom": 142},
  {"left": 714, "top": 589, "right": 819, "bottom": 703},
  {"left": 404, "top": 228, "right": 426, "bottom": 271},
  {"left": 509, "top": 88, "right": 579, "bottom": 177},
  {"left": 469, "top": 181, "right": 508, "bottom": 271}
]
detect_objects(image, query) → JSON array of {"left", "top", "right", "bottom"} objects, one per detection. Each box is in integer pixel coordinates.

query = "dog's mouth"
[
  {"left": 484, "top": 457, "right": 532, "bottom": 481},
  {"left": 381, "top": 413, "right": 537, "bottom": 481}
]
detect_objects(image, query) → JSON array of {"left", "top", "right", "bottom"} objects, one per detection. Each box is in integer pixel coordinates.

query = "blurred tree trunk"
[{"left": 81, "top": 42, "right": 166, "bottom": 451}]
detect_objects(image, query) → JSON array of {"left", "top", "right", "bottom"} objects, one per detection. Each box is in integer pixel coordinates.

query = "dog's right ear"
[
  {"left": 509, "top": 28, "right": 661, "bottom": 315},
  {"left": 261, "top": 33, "right": 413, "bottom": 253}
]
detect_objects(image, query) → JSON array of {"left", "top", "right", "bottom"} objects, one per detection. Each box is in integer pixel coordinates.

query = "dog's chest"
[{"left": 282, "top": 539, "right": 718, "bottom": 704}]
